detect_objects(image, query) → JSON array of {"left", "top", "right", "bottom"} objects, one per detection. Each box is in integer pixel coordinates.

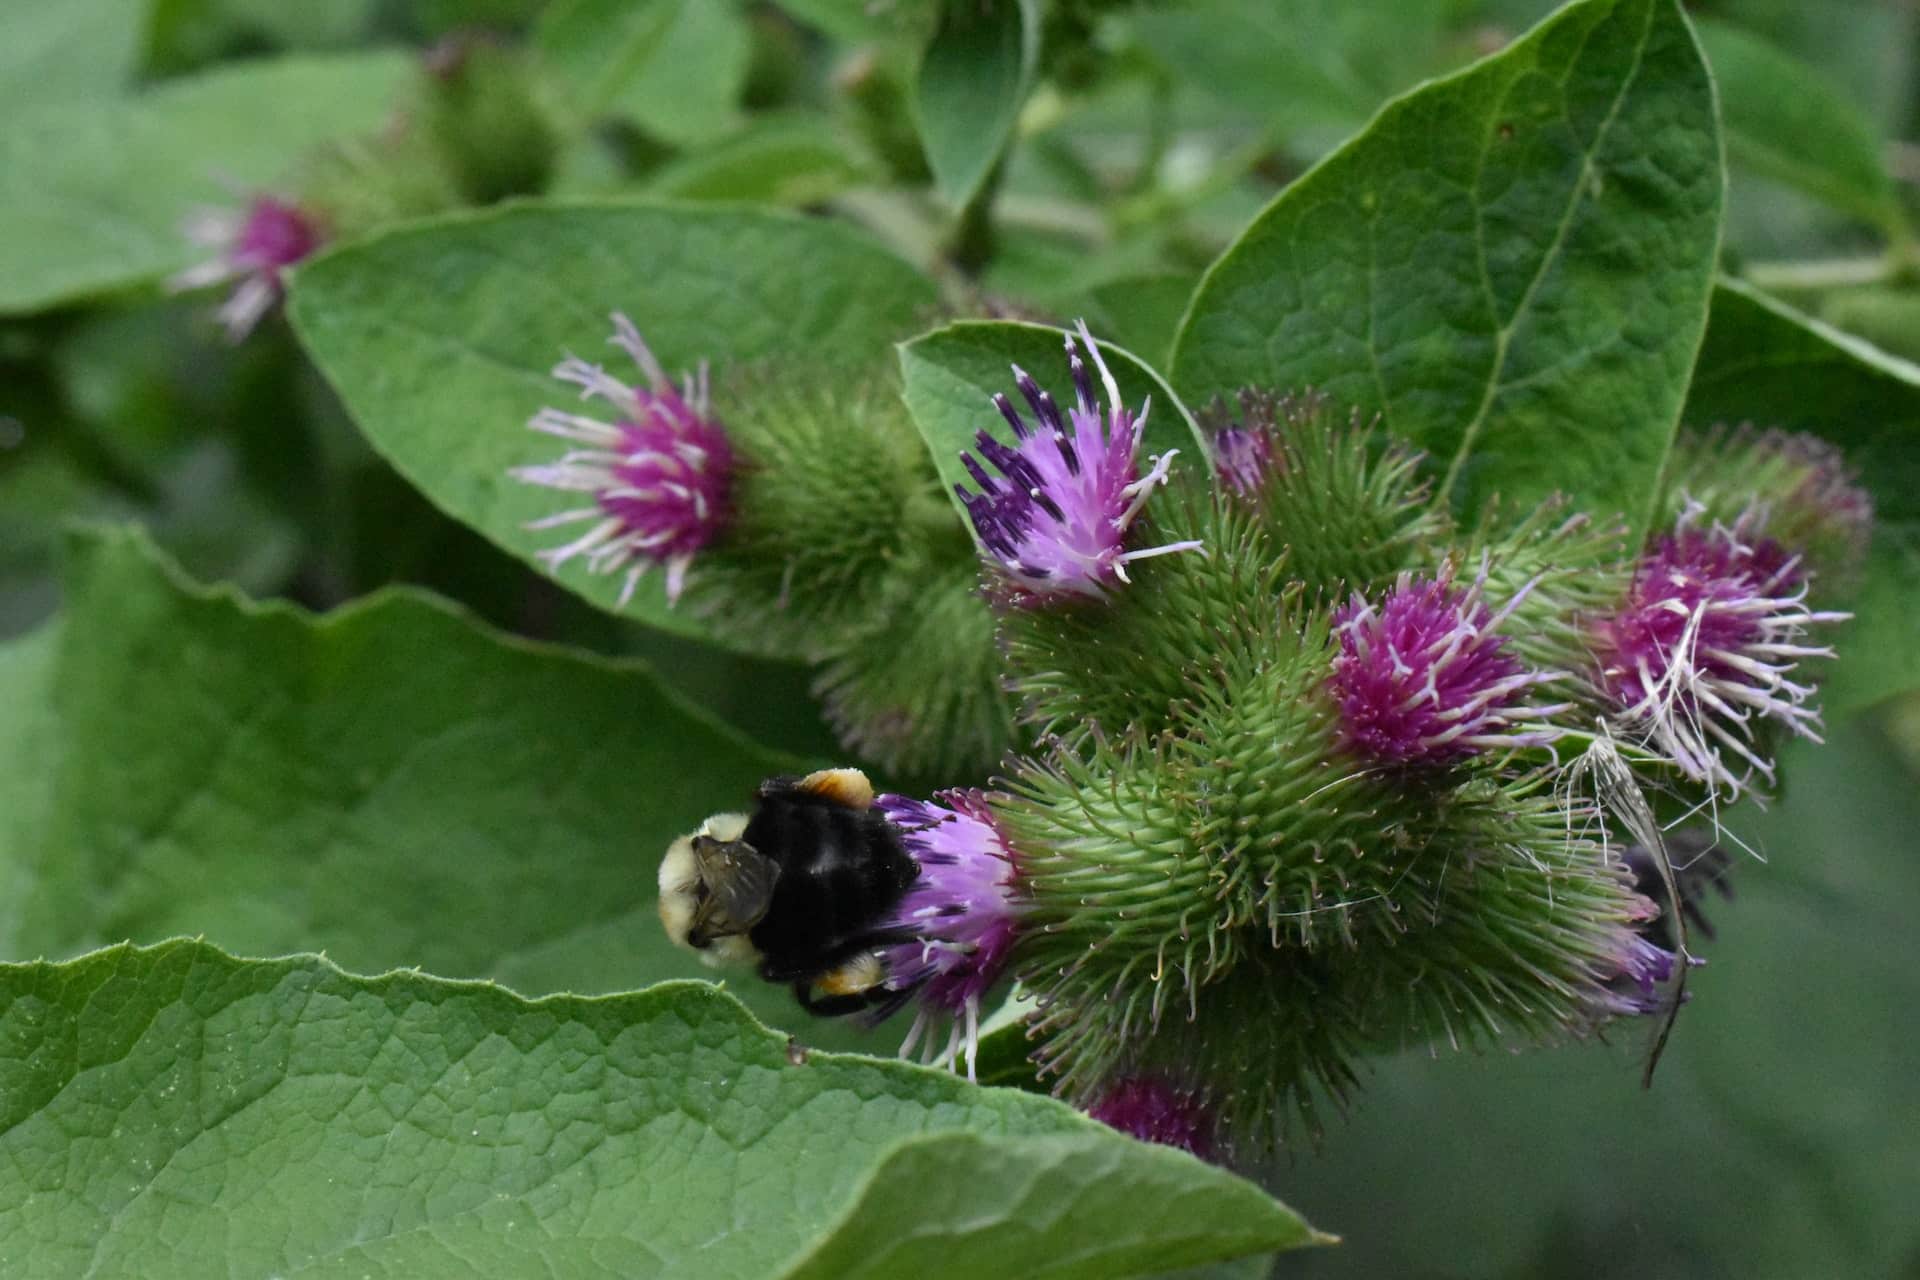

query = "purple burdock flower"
[
  {"left": 1594, "top": 504, "right": 1847, "bottom": 798},
  {"left": 170, "top": 193, "right": 325, "bottom": 340},
  {"left": 510, "top": 313, "right": 733, "bottom": 606},
  {"left": 875, "top": 789, "right": 1022, "bottom": 1080},
  {"left": 1329, "top": 570, "right": 1568, "bottom": 764},
  {"left": 956, "top": 321, "right": 1201, "bottom": 606},
  {"left": 1590, "top": 893, "right": 1682, "bottom": 1018},
  {"left": 1202, "top": 388, "right": 1283, "bottom": 495},
  {"left": 1086, "top": 1076, "right": 1217, "bottom": 1161}
]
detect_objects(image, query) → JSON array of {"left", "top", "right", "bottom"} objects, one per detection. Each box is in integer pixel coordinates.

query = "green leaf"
[
  {"left": 780, "top": 1132, "right": 1324, "bottom": 1280},
  {"left": 1077, "top": 271, "right": 1202, "bottom": 372},
  {"left": 643, "top": 114, "right": 874, "bottom": 206},
  {"left": 0, "top": 623, "right": 60, "bottom": 937},
  {"left": 897, "top": 320, "right": 1207, "bottom": 529},
  {"left": 143, "top": 0, "right": 382, "bottom": 76},
  {"left": 534, "top": 0, "right": 750, "bottom": 146},
  {"left": 914, "top": 0, "right": 1040, "bottom": 209},
  {"left": 769, "top": 0, "right": 938, "bottom": 44},
  {"left": 288, "top": 200, "right": 939, "bottom": 648},
  {"left": 1127, "top": 0, "right": 1451, "bottom": 136},
  {"left": 0, "top": 525, "right": 881, "bottom": 1048},
  {"left": 1694, "top": 19, "right": 1906, "bottom": 240},
  {"left": 0, "top": 0, "right": 147, "bottom": 112},
  {"left": 0, "top": 939, "right": 1319, "bottom": 1278},
  {"left": 0, "top": 52, "right": 411, "bottom": 315},
  {"left": 1172, "top": 0, "right": 1725, "bottom": 536},
  {"left": 1684, "top": 278, "right": 1920, "bottom": 710}
]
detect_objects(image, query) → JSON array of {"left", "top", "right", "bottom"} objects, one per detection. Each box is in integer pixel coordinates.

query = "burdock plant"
[{"left": 604, "top": 321, "right": 1871, "bottom": 1157}]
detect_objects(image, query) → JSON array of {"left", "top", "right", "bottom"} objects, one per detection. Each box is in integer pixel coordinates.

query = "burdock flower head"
[
  {"left": 1086, "top": 1075, "right": 1217, "bottom": 1161},
  {"left": 875, "top": 789, "right": 1022, "bottom": 1079},
  {"left": 956, "top": 322, "right": 1201, "bottom": 606},
  {"left": 1330, "top": 569, "right": 1568, "bottom": 765},
  {"left": 1590, "top": 892, "right": 1681, "bottom": 1018},
  {"left": 170, "top": 192, "right": 326, "bottom": 340},
  {"left": 1672, "top": 425, "right": 1874, "bottom": 584},
  {"left": 1594, "top": 503, "right": 1847, "bottom": 797},
  {"left": 511, "top": 313, "right": 734, "bottom": 606},
  {"left": 1203, "top": 389, "right": 1281, "bottom": 496}
]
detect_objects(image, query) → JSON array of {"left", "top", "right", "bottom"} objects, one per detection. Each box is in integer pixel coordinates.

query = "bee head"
[{"left": 658, "top": 812, "right": 775, "bottom": 968}]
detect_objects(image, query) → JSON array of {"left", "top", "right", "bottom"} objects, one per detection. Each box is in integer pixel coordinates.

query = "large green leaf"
[
  {"left": 1695, "top": 19, "right": 1906, "bottom": 240},
  {"left": 780, "top": 1131, "right": 1325, "bottom": 1280},
  {"left": 1684, "top": 278, "right": 1920, "bottom": 710},
  {"left": 1172, "top": 0, "right": 1724, "bottom": 535},
  {"left": 0, "top": 0, "right": 147, "bottom": 111},
  {"left": 534, "top": 0, "right": 750, "bottom": 146},
  {"left": 0, "top": 525, "right": 879, "bottom": 1048},
  {"left": 914, "top": 0, "right": 1040, "bottom": 209},
  {"left": 0, "top": 940, "right": 1318, "bottom": 1278},
  {"left": 0, "top": 52, "right": 411, "bottom": 315},
  {"left": 289, "top": 200, "right": 940, "bottom": 649},
  {"left": 898, "top": 320, "right": 1207, "bottom": 530}
]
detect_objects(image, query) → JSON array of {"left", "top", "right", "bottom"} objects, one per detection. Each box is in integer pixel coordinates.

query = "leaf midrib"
[{"left": 1436, "top": 0, "right": 1658, "bottom": 505}]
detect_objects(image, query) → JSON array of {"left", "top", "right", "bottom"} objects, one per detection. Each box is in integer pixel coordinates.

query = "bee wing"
[{"left": 693, "top": 839, "right": 781, "bottom": 934}]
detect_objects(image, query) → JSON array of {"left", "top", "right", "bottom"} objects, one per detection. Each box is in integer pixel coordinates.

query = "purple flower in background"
[
  {"left": 170, "top": 193, "right": 325, "bottom": 340},
  {"left": 1086, "top": 1076, "right": 1217, "bottom": 1161},
  {"left": 1204, "top": 389, "right": 1282, "bottom": 495},
  {"left": 1595, "top": 504, "right": 1846, "bottom": 798},
  {"left": 1329, "top": 570, "right": 1567, "bottom": 765},
  {"left": 876, "top": 789, "right": 1022, "bottom": 1080},
  {"left": 956, "top": 322, "right": 1201, "bottom": 606},
  {"left": 511, "top": 313, "right": 734, "bottom": 606}
]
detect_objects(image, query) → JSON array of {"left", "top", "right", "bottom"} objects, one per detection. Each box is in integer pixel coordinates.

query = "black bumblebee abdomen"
[{"left": 743, "top": 791, "right": 918, "bottom": 978}]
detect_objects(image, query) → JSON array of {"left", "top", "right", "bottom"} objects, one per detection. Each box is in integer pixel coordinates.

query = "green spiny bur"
[
  {"left": 1204, "top": 389, "right": 1448, "bottom": 597},
  {"left": 812, "top": 562, "right": 1017, "bottom": 779},
  {"left": 1000, "top": 487, "right": 1286, "bottom": 742},
  {"left": 696, "top": 370, "right": 950, "bottom": 657}
]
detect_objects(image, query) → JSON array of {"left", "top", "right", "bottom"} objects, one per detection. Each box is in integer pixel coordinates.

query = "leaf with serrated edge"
[
  {"left": 0, "top": 939, "right": 1319, "bottom": 1278},
  {"left": 289, "top": 200, "right": 939, "bottom": 649},
  {"left": 898, "top": 320, "right": 1207, "bottom": 531},
  {"left": 1683, "top": 278, "right": 1920, "bottom": 711},
  {"left": 0, "top": 52, "right": 411, "bottom": 314},
  {"left": 0, "top": 525, "right": 893, "bottom": 1050},
  {"left": 1172, "top": 0, "right": 1723, "bottom": 538}
]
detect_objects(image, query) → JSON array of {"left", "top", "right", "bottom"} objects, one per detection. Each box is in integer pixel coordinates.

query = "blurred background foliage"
[{"left": 2, "top": 0, "right": 1917, "bottom": 1276}]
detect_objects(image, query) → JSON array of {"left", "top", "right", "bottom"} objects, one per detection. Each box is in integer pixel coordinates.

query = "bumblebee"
[{"left": 658, "top": 767, "right": 920, "bottom": 1016}]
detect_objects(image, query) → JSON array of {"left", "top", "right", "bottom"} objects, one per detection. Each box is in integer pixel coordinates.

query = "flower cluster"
[{"left": 593, "top": 309, "right": 1865, "bottom": 1158}]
